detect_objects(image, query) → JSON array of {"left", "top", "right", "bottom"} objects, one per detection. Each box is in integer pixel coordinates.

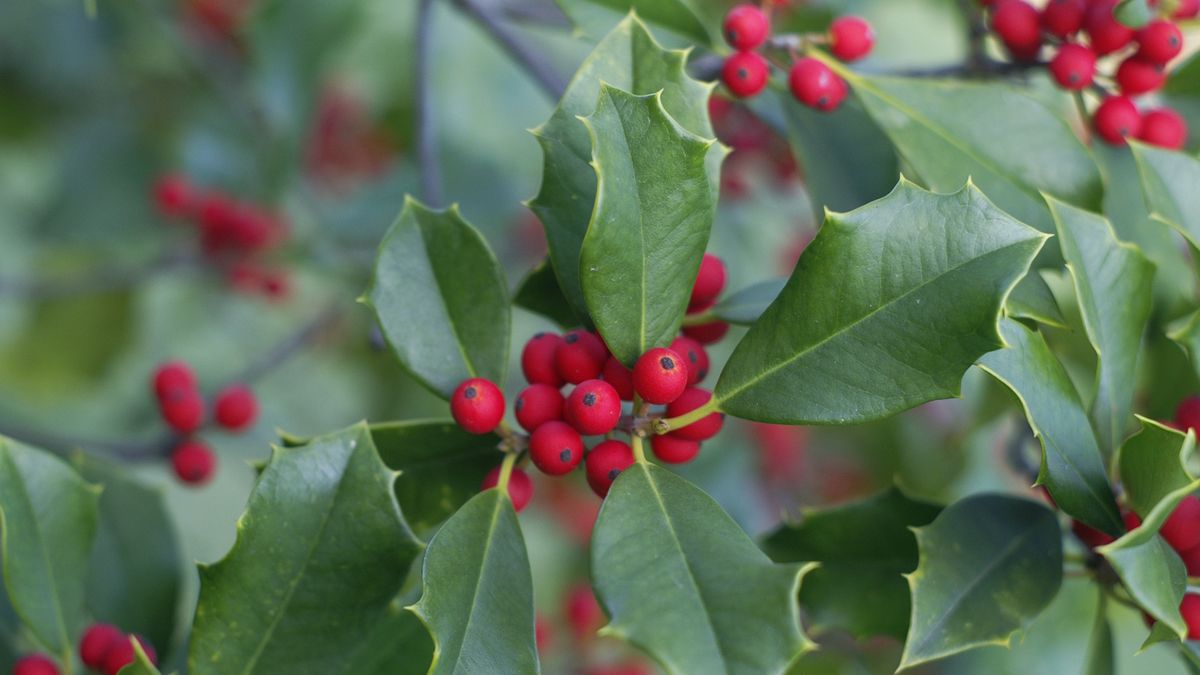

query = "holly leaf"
[
  {"left": 714, "top": 179, "right": 1047, "bottom": 425},
  {"left": 0, "top": 438, "right": 99, "bottom": 658},
  {"left": 1006, "top": 271, "right": 1067, "bottom": 329},
  {"left": 75, "top": 455, "right": 182, "bottom": 653},
  {"left": 591, "top": 462, "right": 814, "bottom": 675},
  {"left": 409, "top": 489, "right": 539, "bottom": 675},
  {"left": 779, "top": 92, "right": 899, "bottom": 221},
  {"left": 188, "top": 424, "right": 422, "bottom": 674},
  {"left": 554, "top": 0, "right": 723, "bottom": 47},
  {"left": 899, "top": 494, "right": 1062, "bottom": 670},
  {"left": 1117, "top": 417, "right": 1195, "bottom": 518},
  {"left": 1083, "top": 594, "right": 1115, "bottom": 675},
  {"left": 1048, "top": 196, "right": 1155, "bottom": 457},
  {"left": 1169, "top": 311, "right": 1200, "bottom": 380},
  {"left": 978, "top": 318, "right": 1124, "bottom": 536},
  {"left": 529, "top": 12, "right": 716, "bottom": 323},
  {"left": 711, "top": 278, "right": 787, "bottom": 326},
  {"left": 116, "top": 636, "right": 163, "bottom": 675},
  {"left": 365, "top": 197, "right": 510, "bottom": 400},
  {"left": 339, "top": 587, "right": 434, "bottom": 675},
  {"left": 762, "top": 487, "right": 941, "bottom": 640},
  {"left": 837, "top": 64, "right": 1102, "bottom": 234},
  {"left": 1130, "top": 142, "right": 1200, "bottom": 250},
  {"left": 579, "top": 85, "right": 722, "bottom": 365},
  {"left": 513, "top": 258, "right": 583, "bottom": 329}
]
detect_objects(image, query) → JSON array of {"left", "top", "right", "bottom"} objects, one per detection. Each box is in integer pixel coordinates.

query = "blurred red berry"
[
  {"left": 13, "top": 654, "right": 59, "bottom": 675},
  {"left": 80, "top": 623, "right": 123, "bottom": 669},
  {"left": 1093, "top": 96, "right": 1142, "bottom": 145},
  {"left": 665, "top": 388, "right": 724, "bottom": 441},
  {"left": 1115, "top": 57, "right": 1166, "bottom": 95},
  {"left": 722, "top": 51, "right": 771, "bottom": 98},
  {"left": 1085, "top": 0, "right": 1134, "bottom": 55},
  {"left": 152, "top": 360, "right": 196, "bottom": 400},
  {"left": 650, "top": 434, "right": 702, "bottom": 464},
  {"left": 153, "top": 174, "right": 195, "bottom": 218},
  {"left": 1140, "top": 108, "right": 1188, "bottom": 149},
  {"left": 214, "top": 384, "right": 257, "bottom": 431},
  {"left": 829, "top": 16, "right": 875, "bottom": 62},
  {"left": 602, "top": 356, "right": 635, "bottom": 401},
  {"left": 481, "top": 465, "right": 534, "bottom": 512},
  {"left": 160, "top": 390, "right": 205, "bottom": 433},
  {"left": 1041, "top": 0, "right": 1086, "bottom": 38},
  {"left": 1136, "top": 19, "right": 1183, "bottom": 64},
  {"left": 788, "top": 57, "right": 847, "bottom": 112},
  {"left": 670, "top": 336, "right": 709, "bottom": 384},
  {"left": 682, "top": 320, "right": 730, "bottom": 345},
  {"left": 1048, "top": 44, "right": 1096, "bottom": 90},
  {"left": 689, "top": 253, "right": 727, "bottom": 312},
  {"left": 723, "top": 4, "right": 770, "bottom": 50},
  {"left": 172, "top": 441, "right": 216, "bottom": 485}
]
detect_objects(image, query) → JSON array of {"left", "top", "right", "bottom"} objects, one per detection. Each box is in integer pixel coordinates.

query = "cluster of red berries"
[
  {"left": 720, "top": 4, "right": 875, "bottom": 114},
  {"left": 152, "top": 174, "right": 291, "bottom": 299},
  {"left": 984, "top": 0, "right": 1192, "bottom": 148},
  {"left": 153, "top": 360, "right": 258, "bottom": 486},
  {"left": 11, "top": 624, "right": 156, "bottom": 675},
  {"left": 453, "top": 255, "right": 734, "bottom": 509}
]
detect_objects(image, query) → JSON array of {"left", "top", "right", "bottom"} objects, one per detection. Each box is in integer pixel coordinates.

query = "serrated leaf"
[
  {"left": 188, "top": 424, "right": 422, "bottom": 674},
  {"left": 529, "top": 13, "right": 715, "bottom": 323},
  {"left": 410, "top": 489, "right": 539, "bottom": 675},
  {"left": 714, "top": 179, "right": 1047, "bottom": 425},
  {"left": 900, "top": 494, "right": 1062, "bottom": 670},
  {"left": 837, "top": 65, "right": 1102, "bottom": 234},
  {"left": 1006, "top": 271, "right": 1067, "bottom": 329},
  {"left": 513, "top": 258, "right": 583, "bottom": 329},
  {"left": 1131, "top": 142, "right": 1200, "bottom": 251},
  {"left": 0, "top": 438, "right": 98, "bottom": 657},
  {"left": 339, "top": 587, "right": 433, "bottom": 675},
  {"left": 978, "top": 318, "right": 1124, "bottom": 536},
  {"left": 579, "top": 85, "right": 721, "bottom": 364},
  {"left": 591, "top": 462, "right": 813, "bottom": 675},
  {"left": 762, "top": 487, "right": 941, "bottom": 640},
  {"left": 554, "top": 0, "right": 722, "bottom": 47},
  {"left": 116, "top": 636, "right": 163, "bottom": 675},
  {"left": 778, "top": 91, "right": 899, "bottom": 221},
  {"left": 1083, "top": 593, "right": 1114, "bottom": 675},
  {"left": 1170, "top": 311, "right": 1200, "bottom": 380},
  {"left": 75, "top": 455, "right": 182, "bottom": 653},
  {"left": 711, "top": 279, "right": 787, "bottom": 326},
  {"left": 1117, "top": 417, "right": 1195, "bottom": 518},
  {"left": 365, "top": 197, "right": 510, "bottom": 400},
  {"left": 1048, "top": 196, "right": 1155, "bottom": 457},
  {"left": 370, "top": 420, "right": 502, "bottom": 537}
]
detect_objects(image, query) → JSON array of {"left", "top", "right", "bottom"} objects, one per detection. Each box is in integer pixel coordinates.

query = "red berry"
[
  {"left": 1183, "top": 594, "right": 1200, "bottom": 640},
  {"left": 159, "top": 390, "right": 205, "bottom": 433},
  {"left": 1085, "top": 0, "right": 1134, "bottom": 55},
  {"left": 515, "top": 383, "right": 565, "bottom": 432},
  {"left": 723, "top": 4, "right": 770, "bottom": 50},
  {"left": 829, "top": 16, "right": 875, "bottom": 62},
  {"left": 13, "top": 654, "right": 59, "bottom": 675},
  {"left": 1071, "top": 519, "right": 1114, "bottom": 548},
  {"left": 1181, "top": 543, "right": 1200, "bottom": 576},
  {"left": 522, "top": 333, "right": 564, "bottom": 386},
  {"left": 450, "top": 378, "right": 505, "bottom": 435},
  {"left": 670, "top": 336, "right": 710, "bottom": 384},
  {"left": 650, "top": 434, "right": 702, "bottom": 464},
  {"left": 529, "top": 421, "right": 585, "bottom": 475},
  {"left": 788, "top": 57, "right": 847, "bottom": 112},
  {"left": 1048, "top": 44, "right": 1096, "bottom": 90},
  {"left": 682, "top": 320, "right": 731, "bottom": 345},
  {"left": 689, "top": 253, "right": 727, "bottom": 312},
  {"left": 535, "top": 616, "right": 552, "bottom": 653},
  {"left": 1093, "top": 96, "right": 1142, "bottom": 146},
  {"left": 1136, "top": 19, "right": 1183, "bottom": 64},
  {"left": 152, "top": 360, "right": 196, "bottom": 400},
  {"left": 565, "top": 583, "right": 604, "bottom": 641},
  {"left": 101, "top": 635, "right": 155, "bottom": 675},
  {"left": 1041, "top": 0, "right": 1086, "bottom": 38},
  {"left": 172, "top": 440, "right": 216, "bottom": 485},
  {"left": 1139, "top": 108, "right": 1188, "bottom": 149},
  {"left": 565, "top": 380, "right": 622, "bottom": 436},
  {"left": 1161, "top": 495, "right": 1200, "bottom": 552},
  {"left": 260, "top": 269, "right": 291, "bottom": 300},
  {"left": 991, "top": 0, "right": 1042, "bottom": 56},
  {"left": 1124, "top": 510, "right": 1143, "bottom": 531},
  {"left": 722, "top": 52, "right": 770, "bottom": 99},
  {"left": 664, "top": 387, "right": 724, "bottom": 441},
  {"left": 153, "top": 174, "right": 195, "bottom": 218},
  {"left": 585, "top": 440, "right": 635, "bottom": 497},
  {"left": 632, "top": 348, "right": 689, "bottom": 405},
  {"left": 1175, "top": 0, "right": 1200, "bottom": 19},
  {"left": 214, "top": 384, "right": 257, "bottom": 432},
  {"left": 80, "top": 623, "right": 124, "bottom": 668},
  {"left": 1178, "top": 396, "right": 1200, "bottom": 432},
  {"left": 602, "top": 356, "right": 635, "bottom": 401},
  {"left": 481, "top": 465, "right": 534, "bottom": 512},
  {"left": 555, "top": 330, "right": 608, "bottom": 385},
  {"left": 1115, "top": 57, "right": 1166, "bottom": 95}
]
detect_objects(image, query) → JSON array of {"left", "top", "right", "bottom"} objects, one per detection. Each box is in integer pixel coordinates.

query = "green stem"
[
  {"left": 654, "top": 398, "right": 720, "bottom": 435},
  {"left": 497, "top": 451, "right": 518, "bottom": 492},
  {"left": 681, "top": 311, "right": 715, "bottom": 327},
  {"left": 631, "top": 434, "right": 648, "bottom": 464}
]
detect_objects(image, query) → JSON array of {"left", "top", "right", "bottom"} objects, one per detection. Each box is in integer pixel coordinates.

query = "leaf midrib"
[
  {"left": 441, "top": 494, "right": 502, "bottom": 672},
  {"left": 414, "top": 218, "right": 479, "bottom": 381}
]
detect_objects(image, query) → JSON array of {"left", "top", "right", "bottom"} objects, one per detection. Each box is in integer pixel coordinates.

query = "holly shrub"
[{"left": 6, "top": 0, "right": 1200, "bottom": 673}]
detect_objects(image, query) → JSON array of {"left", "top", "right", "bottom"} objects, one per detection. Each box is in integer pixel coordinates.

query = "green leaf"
[
  {"left": 1115, "top": 0, "right": 1155, "bottom": 28},
  {"left": 714, "top": 179, "right": 1047, "bottom": 425},
  {"left": 1006, "top": 271, "right": 1067, "bottom": 329},
  {"left": 711, "top": 279, "right": 787, "bottom": 326},
  {"left": 529, "top": 13, "right": 715, "bottom": 323},
  {"left": 900, "top": 494, "right": 1062, "bottom": 670},
  {"left": 1117, "top": 417, "right": 1195, "bottom": 518},
  {"left": 579, "top": 85, "right": 721, "bottom": 364},
  {"left": 369, "top": 420, "right": 502, "bottom": 537},
  {"left": 188, "top": 424, "right": 422, "bottom": 674},
  {"left": 591, "top": 462, "right": 814, "bottom": 675},
  {"left": 513, "top": 258, "right": 583, "bottom": 329},
  {"left": 410, "top": 489, "right": 539, "bottom": 675},
  {"left": 1171, "top": 311, "right": 1200, "bottom": 380},
  {"left": 553, "top": 0, "right": 722, "bottom": 47},
  {"left": 762, "top": 487, "right": 941, "bottom": 640},
  {"left": 0, "top": 438, "right": 99, "bottom": 657},
  {"left": 75, "top": 455, "right": 182, "bottom": 653},
  {"left": 836, "top": 65, "right": 1102, "bottom": 234},
  {"left": 779, "top": 92, "right": 900, "bottom": 221},
  {"left": 1083, "top": 593, "right": 1114, "bottom": 675},
  {"left": 1131, "top": 142, "right": 1200, "bottom": 250},
  {"left": 365, "top": 197, "right": 511, "bottom": 400},
  {"left": 1048, "top": 196, "right": 1155, "bottom": 457},
  {"left": 339, "top": 587, "right": 434, "bottom": 675},
  {"left": 116, "top": 636, "right": 163, "bottom": 675},
  {"left": 978, "top": 318, "right": 1124, "bottom": 536}
]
